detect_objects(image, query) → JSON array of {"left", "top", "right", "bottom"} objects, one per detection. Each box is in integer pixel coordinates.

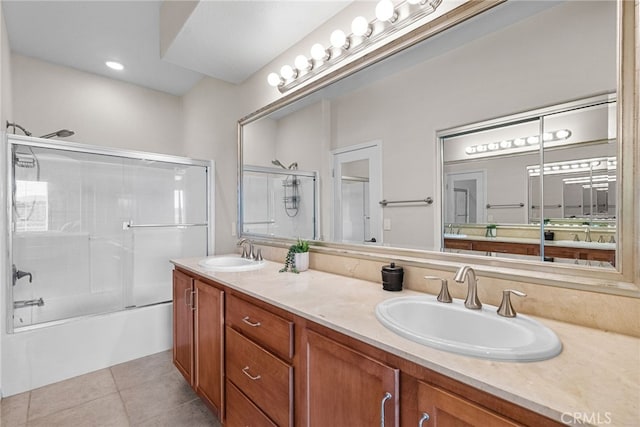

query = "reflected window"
[{"left": 15, "top": 180, "right": 49, "bottom": 232}]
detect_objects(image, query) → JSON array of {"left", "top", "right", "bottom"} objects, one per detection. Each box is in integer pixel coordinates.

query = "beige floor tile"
[
  {"left": 0, "top": 391, "right": 30, "bottom": 427},
  {"left": 28, "top": 369, "right": 117, "bottom": 421},
  {"left": 133, "top": 398, "right": 221, "bottom": 427},
  {"left": 111, "top": 350, "right": 175, "bottom": 391},
  {"left": 27, "top": 392, "right": 128, "bottom": 427},
  {"left": 120, "top": 369, "right": 198, "bottom": 424}
]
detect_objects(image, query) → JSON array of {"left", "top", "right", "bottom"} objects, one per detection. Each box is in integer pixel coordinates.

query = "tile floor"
[{"left": 0, "top": 350, "right": 222, "bottom": 427}]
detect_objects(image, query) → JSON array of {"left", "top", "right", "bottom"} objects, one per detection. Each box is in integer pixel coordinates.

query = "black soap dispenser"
[{"left": 381, "top": 262, "right": 404, "bottom": 291}]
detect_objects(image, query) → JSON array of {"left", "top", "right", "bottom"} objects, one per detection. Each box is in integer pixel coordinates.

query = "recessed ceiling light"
[{"left": 105, "top": 61, "right": 124, "bottom": 71}]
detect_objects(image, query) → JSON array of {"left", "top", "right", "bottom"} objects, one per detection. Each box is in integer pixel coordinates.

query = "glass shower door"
[
  {"left": 124, "top": 159, "right": 209, "bottom": 307},
  {"left": 9, "top": 137, "right": 211, "bottom": 330}
]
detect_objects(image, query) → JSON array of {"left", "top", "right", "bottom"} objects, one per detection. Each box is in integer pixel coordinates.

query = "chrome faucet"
[
  {"left": 584, "top": 226, "right": 592, "bottom": 242},
  {"left": 453, "top": 266, "right": 482, "bottom": 309},
  {"left": 447, "top": 224, "right": 453, "bottom": 234},
  {"left": 237, "top": 238, "right": 254, "bottom": 260}
]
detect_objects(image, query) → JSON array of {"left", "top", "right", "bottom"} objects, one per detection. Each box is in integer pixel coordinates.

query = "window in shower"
[{"left": 7, "top": 136, "right": 212, "bottom": 331}]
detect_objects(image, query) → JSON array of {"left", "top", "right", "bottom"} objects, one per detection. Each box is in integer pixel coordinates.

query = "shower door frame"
[{"left": 5, "top": 134, "right": 215, "bottom": 333}]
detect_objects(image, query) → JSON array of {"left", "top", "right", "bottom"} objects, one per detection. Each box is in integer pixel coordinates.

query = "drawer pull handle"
[
  {"left": 380, "top": 392, "right": 392, "bottom": 427},
  {"left": 419, "top": 412, "right": 430, "bottom": 426},
  {"left": 242, "top": 366, "right": 261, "bottom": 381},
  {"left": 184, "top": 288, "right": 191, "bottom": 307},
  {"left": 242, "top": 316, "right": 261, "bottom": 327}
]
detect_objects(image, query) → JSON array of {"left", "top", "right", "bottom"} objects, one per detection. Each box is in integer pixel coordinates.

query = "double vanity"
[{"left": 171, "top": 256, "right": 638, "bottom": 426}]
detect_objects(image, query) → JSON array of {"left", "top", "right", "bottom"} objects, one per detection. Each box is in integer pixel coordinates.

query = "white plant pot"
[{"left": 294, "top": 252, "right": 309, "bottom": 272}]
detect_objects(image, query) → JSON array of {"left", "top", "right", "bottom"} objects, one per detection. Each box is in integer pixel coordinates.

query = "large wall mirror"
[{"left": 239, "top": 0, "right": 637, "bottom": 292}]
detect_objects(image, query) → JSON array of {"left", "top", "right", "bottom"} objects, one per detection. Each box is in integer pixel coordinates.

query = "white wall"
[
  {"left": 11, "top": 54, "right": 184, "bottom": 155},
  {"left": 182, "top": 76, "right": 243, "bottom": 254},
  {"left": 0, "top": 5, "right": 12, "bottom": 397}
]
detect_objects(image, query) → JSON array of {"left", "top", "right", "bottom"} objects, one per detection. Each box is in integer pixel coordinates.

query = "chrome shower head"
[
  {"left": 272, "top": 159, "right": 287, "bottom": 169},
  {"left": 40, "top": 129, "right": 75, "bottom": 139}
]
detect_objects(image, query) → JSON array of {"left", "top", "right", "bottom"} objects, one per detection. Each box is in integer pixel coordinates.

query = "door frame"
[{"left": 331, "top": 141, "right": 383, "bottom": 245}]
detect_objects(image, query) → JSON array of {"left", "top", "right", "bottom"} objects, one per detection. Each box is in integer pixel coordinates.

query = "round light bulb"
[
  {"left": 487, "top": 142, "right": 499, "bottom": 151},
  {"left": 310, "top": 43, "right": 329, "bottom": 61},
  {"left": 330, "top": 29, "right": 349, "bottom": 49},
  {"left": 526, "top": 136, "right": 539, "bottom": 145},
  {"left": 375, "top": 0, "right": 396, "bottom": 22},
  {"left": 105, "top": 61, "right": 124, "bottom": 71},
  {"left": 280, "top": 65, "right": 296, "bottom": 80},
  {"left": 267, "top": 72, "right": 282, "bottom": 87},
  {"left": 555, "top": 129, "right": 571, "bottom": 139},
  {"left": 294, "top": 55, "right": 311, "bottom": 71},
  {"left": 465, "top": 146, "right": 476, "bottom": 154},
  {"left": 513, "top": 138, "right": 525, "bottom": 146},
  {"left": 543, "top": 132, "right": 554, "bottom": 141},
  {"left": 500, "top": 140, "right": 512, "bottom": 148},
  {"left": 351, "top": 16, "right": 371, "bottom": 37}
]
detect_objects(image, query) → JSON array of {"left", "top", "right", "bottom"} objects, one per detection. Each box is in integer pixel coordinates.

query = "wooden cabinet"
[
  {"left": 172, "top": 270, "right": 224, "bottom": 418},
  {"left": 173, "top": 269, "right": 194, "bottom": 384},
  {"left": 173, "top": 267, "right": 563, "bottom": 427},
  {"left": 225, "top": 294, "right": 294, "bottom": 427},
  {"left": 444, "top": 238, "right": 615, "bottom": 265},
  {"left": 416, "top": 381, "right": 521, "bottom": 427},
  {"left": 303, "top": 329, "right": 399, "bottom": 427},
  {"left": 194, "top": 280, "right": 224, "bottom": 416}
]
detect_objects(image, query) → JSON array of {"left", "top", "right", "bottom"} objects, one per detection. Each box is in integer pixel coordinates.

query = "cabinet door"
[
  {"left": 194, "top": 280, "right": 224, "bottom": 417},
  {"left": 417, "top": 381, "right": 521, "bottom": 427},
  {"left": 173, "top": 270, "right": 194, "bottom": 384},
  {"left": 304, "top": 330, "right": 399, "bottom": 427}
]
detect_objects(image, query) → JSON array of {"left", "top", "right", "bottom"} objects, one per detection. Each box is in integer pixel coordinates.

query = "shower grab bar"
[
  {"left": 14, "top": 298, "right": 45, "bottom": 309},
  {"left": 244, "top": 220, "right": 276, "bottom": 225},
  {"left": 486, "top": 203, "right": 525, "bottom": 209},
  {"left": 123, "top": 222, "right": 207, "bottom": 229},
  {"left": 379, "top": 197, "right": 433, "bottom": 207},
  {"left": 530, "top": 204, "right": 562, "bottom": 209}
]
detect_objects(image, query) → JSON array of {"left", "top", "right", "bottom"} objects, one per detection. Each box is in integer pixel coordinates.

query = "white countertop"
[
  {"left": 445, "top": 234, "right": 616, "bottom": 250},
  {"left": 172, "top": 257, "right": 639, "bottom": 426}
]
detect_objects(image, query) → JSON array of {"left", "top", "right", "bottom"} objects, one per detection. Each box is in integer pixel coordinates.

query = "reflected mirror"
[{"left": 240, "top": 0, "right": 621, "bottom": 272}]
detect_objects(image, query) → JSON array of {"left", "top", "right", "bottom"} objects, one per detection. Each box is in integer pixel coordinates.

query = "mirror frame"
[{"left": 238, "top": 0, "right": 638, "bottom": 296}]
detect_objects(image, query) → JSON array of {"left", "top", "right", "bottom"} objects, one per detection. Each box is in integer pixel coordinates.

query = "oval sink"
[
  {"left": 375, "top": 296, "right": 562, "bottom": 362},
  {"left": 198, "top": 256, "right": 265, "bottom": 272}
]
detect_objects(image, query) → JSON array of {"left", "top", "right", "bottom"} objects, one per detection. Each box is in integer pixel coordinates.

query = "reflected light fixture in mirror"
[{"left": 266, "top": 0, "right": 443, "bottom": 93}]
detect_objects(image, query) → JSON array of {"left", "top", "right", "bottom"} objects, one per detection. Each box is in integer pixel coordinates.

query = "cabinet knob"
[
  {"left": 419, "top": 412, "right": 430, "bottom": 427},
  {"left": 380, "top": 392, "right": 392, "bottom": 427}
]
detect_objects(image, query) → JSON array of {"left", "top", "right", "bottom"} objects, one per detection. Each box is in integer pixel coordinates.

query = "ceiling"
[{"left": 2, "top": 0, "right": 352, "bottom": 96}]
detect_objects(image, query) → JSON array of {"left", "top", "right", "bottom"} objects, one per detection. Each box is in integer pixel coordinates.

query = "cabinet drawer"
[
  {"left": 226, "top": 327, "right": 293, "bottom": 427},
  {"left": 227, "top": 294, "right": 294, "bottom": 360},
  {"left": 226, "top": 380, "right": 277, "bottom": 427}
]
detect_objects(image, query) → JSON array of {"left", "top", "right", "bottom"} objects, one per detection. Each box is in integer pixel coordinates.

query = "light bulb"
[
  {"left": 407, "top": 0, "right": 424, "bottom": 4},
  {"left": 295, "top": 55, "right": 311, "bottom": 71},
  {"left": 105, "top": 61, "right": 124, "bottom": 71},
  {"left": 555, "top": 129, "right": 571, "bottom": 139},
  {"left": 310, "top": 43, "right": 329, "bottom": 61},
  {"left": 267, "top": 72, "right": 283, "bottom": 87},
  {"left": 376, "top": 0, "right": 397, "bottom": 22},
  {"left": 330, "top": 29, "right": 349, "bottom": 49},
  {"left": 543, "top": 132, "right": 553, "bottom": 141},
  {"left": 513, "top": 138, "right": 525, "bottom": 146},
  {"left": 487, "top": 142, "right": 499, "bottom": 151},
  {"left": 500, "top": 140, "right": 512, "bottom": 148},
  {"left": 465, "top": 146, "right": 476, "bottom": 154},
  {"left": 526, "top": 136, "right": 539, "bottom": 145},
  {"left": 351, "top": 16, "right": 371, "bottom": 37},
  {"left": 280, "top": 65, "right": 296, "bottom": 80}
]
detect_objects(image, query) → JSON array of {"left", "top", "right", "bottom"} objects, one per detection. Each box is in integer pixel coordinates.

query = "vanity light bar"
[
  {"left": 527, "top": 157, "right": 616, "bottom": 177},
  {"left": 267, "top": 0, "right": 443, "bottom": 92},
  {"left": 465, "top": 129, "right": 571, "bottom": 155}
]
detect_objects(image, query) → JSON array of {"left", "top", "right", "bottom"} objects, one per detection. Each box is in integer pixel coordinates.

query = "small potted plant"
[
  {"left": 280, "top": 239, "right": 310, "bottom": 273},
  {"left": 485, "top": 224, "right": 497, "bottom": 238}
]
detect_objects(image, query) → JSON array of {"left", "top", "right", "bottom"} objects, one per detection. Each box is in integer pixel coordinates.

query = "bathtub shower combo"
[
  {"left": 242, "top": 164, "right": 318, "bottom": 241},
  {"left": 6, "top": 134, "right": 212, "bottom": 331}
]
